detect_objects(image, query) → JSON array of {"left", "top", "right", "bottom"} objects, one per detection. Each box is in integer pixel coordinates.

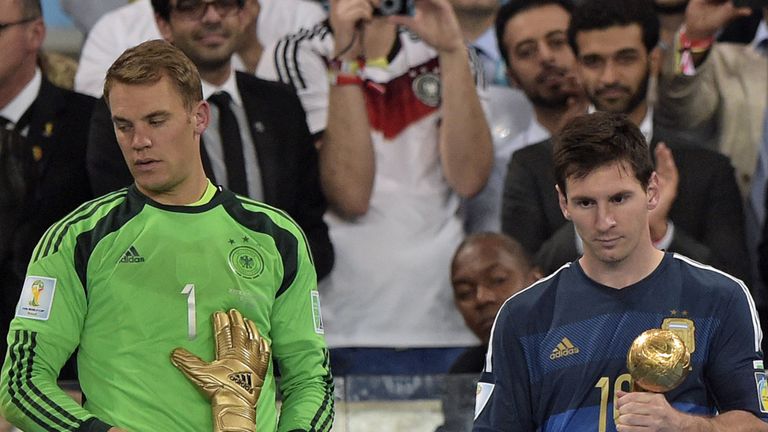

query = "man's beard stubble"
[
  {"left": 521, "top": 64, "right": 575, "bottom": 110},
  {"left": 592, "top": 68, "right": 650, "bottom": 116}
]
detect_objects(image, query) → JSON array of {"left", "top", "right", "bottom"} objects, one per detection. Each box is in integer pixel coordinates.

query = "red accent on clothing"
[{"left": 364, "top": 58, "right": 440, "bottom": 139}]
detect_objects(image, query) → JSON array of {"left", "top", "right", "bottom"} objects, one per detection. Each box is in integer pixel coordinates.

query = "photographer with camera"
[{"left": 258, "top": 0, "right": 492, "bottom": 375}]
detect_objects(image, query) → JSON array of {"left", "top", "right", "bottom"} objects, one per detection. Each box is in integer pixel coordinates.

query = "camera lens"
[{"left": 379, "top": 0, "right": 402, "bottom": 15}]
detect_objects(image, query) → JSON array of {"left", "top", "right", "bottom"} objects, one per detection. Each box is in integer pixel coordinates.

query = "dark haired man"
[
  {"left": 258, "top": 0, "right": 493, "bottom": 375},
  {"left": 495, "top": 0, "right": 587, "bottom": 246},
  {"left": 474, "top": 111, "right": 767, "bottom": 432},
  {"left": 500, "top": 0, "right": 750, "bottom": 286}
]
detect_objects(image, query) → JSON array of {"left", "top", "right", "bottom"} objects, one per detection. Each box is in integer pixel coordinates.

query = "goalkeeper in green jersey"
[{"left": 0, "top": 40, "right": 334, "bottom": 432}]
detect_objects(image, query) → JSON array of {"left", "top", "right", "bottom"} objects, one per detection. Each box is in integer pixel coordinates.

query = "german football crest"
[
  {"left": 412, "top": 72, "right": 441, "bottom": 107},
  {"left": 661, "top": 318, "right": 695, "bottom": 353},
  {"left": 228, "top": 243, "right": 265, "bottom": 280}
]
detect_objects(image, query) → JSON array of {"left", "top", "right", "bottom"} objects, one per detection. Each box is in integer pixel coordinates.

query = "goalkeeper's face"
[{"left": 109, "top": 75, "right": 209, "bottom": 203}]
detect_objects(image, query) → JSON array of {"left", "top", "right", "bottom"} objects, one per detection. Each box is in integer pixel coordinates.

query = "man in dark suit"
[
  {"left": 87, "top": 0, "right": 333, "bottom": 279},
  {"left": 0, "top": 0, "right": 95, "bottom": 376},
  {"left": 500, "top": 0, "right": 750, "bottom": 283}
]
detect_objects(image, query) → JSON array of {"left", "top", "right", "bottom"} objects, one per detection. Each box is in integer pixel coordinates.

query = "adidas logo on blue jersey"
[
  {"left": 119, "top": 246, "right": 145, "bottom": 264},
  {"left": 550, "top": 337, "right": 580, "bottom": 360}
]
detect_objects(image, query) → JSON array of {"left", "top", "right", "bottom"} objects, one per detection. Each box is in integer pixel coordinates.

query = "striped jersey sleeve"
[
  {"left": 236, "top": 198, "right": 334, "bottom": 432},
  {"left": 256, "top": 24, "right": 332, "bottom": 135},
  {"left": 0, "top": 191, "right": 127, "bottom": 432},
  {"left": 672, "top": 254, "right": 765, "bottom": 416}
]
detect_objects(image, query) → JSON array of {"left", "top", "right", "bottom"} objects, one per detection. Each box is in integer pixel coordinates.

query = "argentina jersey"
[{"left": 473, "top": 252, "right": 767, "bottom": 431}]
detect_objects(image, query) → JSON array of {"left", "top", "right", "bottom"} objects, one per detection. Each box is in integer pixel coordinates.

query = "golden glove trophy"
[
  {"left": 626, "top": 329, "right": 691, "bottom": 393},
  {"left": 171, "top": 309, "right": 271, "bottom": 432}
]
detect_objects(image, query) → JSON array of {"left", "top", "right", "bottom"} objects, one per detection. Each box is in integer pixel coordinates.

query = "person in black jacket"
[
  {"left": 501, "top": 0, "right": 750, "bottom": 285},
  {"left": 0, "top": 0, "right": 96, "bottom": 378}
]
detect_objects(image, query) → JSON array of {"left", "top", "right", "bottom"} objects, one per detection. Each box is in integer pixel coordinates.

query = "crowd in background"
[{"left": 2, "top": 0, "right": 768, "bottom": 429}]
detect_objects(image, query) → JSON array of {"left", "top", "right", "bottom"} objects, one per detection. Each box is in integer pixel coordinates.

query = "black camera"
[{"left": 373, "top": 0, "right": 415, "bottom": 16}]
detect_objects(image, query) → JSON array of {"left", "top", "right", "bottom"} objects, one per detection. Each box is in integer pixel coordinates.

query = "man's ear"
[
  {"left": 193, "top": 101, "right": 210, "bottom": 135},
  {"left": 27, "top": 18, "right": 46, "bottom": 52},
  {"left": 646, "top": 172, "right": 660, "bottom": 211},
  {"left": 556, "top": 184, "right": 571, "bottom": 220}
]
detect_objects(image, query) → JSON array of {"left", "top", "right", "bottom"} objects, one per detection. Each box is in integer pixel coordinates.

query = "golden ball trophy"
[{"left": 626, "top": 329, "right": 692, "bottom": 393}]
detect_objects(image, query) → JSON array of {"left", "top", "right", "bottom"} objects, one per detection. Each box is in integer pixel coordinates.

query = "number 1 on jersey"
[{"left": 181, "top": 284, "right": 196, "bottom": 340}]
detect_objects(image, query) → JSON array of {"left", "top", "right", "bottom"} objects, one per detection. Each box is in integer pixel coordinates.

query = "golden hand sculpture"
[{"left": 172, "top": 309, "right": 271, "bottom": 432}]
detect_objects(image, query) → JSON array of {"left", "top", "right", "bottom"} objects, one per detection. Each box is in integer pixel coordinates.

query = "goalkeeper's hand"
[{"left": 171, "top": 309, "right": 271, "bottom": 432}]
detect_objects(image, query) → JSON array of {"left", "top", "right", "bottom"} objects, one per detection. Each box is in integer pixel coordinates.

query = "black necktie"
[{"left": 208, "top": 92, "right": 248, "bottom": 195}]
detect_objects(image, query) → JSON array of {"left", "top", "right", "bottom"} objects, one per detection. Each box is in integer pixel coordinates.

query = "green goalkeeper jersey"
[{"left": 0, "top": 182, "right": 334, "bottom": 432}]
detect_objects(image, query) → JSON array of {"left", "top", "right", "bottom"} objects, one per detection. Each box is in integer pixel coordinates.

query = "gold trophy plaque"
[{"left": 626, "top": 329, "right": 691, "bottom": 393}]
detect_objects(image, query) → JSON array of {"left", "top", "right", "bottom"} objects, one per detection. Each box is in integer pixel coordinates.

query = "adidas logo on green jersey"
[
  {"left": 119, "top": 246, "right": 145, "bottom": 264},
  {"left": 550, "top": 337, "right": 580, "bottom": 360}
]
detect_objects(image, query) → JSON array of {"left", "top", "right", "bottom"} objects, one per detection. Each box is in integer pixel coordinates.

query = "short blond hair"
[{"left": 104, "top": 39, "right": 203, "bottom": 112}]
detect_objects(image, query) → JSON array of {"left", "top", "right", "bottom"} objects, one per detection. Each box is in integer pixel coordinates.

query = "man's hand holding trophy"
[{"left": 615, "top": 329, "right": 693, "bottom": 430}]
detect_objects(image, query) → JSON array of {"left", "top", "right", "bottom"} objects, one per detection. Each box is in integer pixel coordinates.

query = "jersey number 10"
[{"left": 595, "top": 373, "right": 632, "bottom": 432}]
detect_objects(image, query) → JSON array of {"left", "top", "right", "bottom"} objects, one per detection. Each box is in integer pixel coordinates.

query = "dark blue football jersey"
[{"left": 473, "top": 253, "right": 768, "bottom": 431}]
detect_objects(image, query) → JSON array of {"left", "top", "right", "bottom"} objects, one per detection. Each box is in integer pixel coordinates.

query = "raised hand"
[
  {"left": 389, "top": 0, "right": 465, "bottom": 55},
  {"left": 649, "top": 143, "right": 678, "bottom": 243},
  {"left": 329, "top": 0, "right": 380, "bottom": 59},
  {"left": 684, "top": 0, "right": 752, "bottom": 40},
  {"left": 171, "top": 309, "right": 271, "bottom": 432},
  {"left": 554, "top": 73, "right": 589, "bottom": 133}
]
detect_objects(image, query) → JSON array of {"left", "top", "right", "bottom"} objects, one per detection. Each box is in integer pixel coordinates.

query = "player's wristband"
[
  {"left": 678, "top": 26, "right": 715, "bottom": 53},
  {"left": 327, "top": 56, "right": 365, "bottom": 86},
  {"left": 675, "top": 27, "right": 714, "bottom": 76}
]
